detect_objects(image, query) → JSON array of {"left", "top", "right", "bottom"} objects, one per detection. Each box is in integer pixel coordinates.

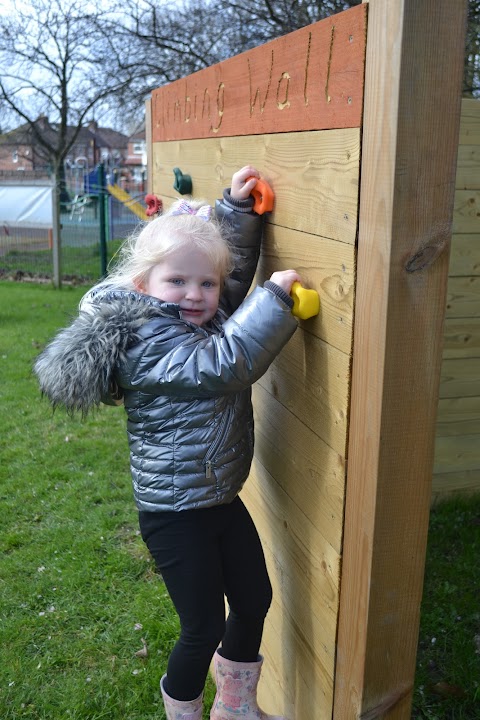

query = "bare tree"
[
  {"left": 0, "top": 0, "right": 130, "bottom": 167},
  {"left": 465, "top": 0, "right": 480, "bottom": 95},
  {"left": 215, "top": 0, "right": 361, "bottom": 47},
  {"left": 0, "top": 0, "right": 136, "bottom": 284},
  {"left": 95, "top": 0, "right": 238, "bottom": 128}
]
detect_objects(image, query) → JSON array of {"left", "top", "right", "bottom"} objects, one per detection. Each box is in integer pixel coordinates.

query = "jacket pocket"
[{"left": 203, "top": 404, "right": 233, "bottom": 479}]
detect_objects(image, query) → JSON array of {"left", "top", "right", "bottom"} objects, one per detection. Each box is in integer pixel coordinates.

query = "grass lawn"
[
  {"left": 0, "top": 280, "right": 478, "bottom": 719},
  {"left": 0, "top": 239, "right": 124, "bottom": 282},
  {"left": 0, "top": 281, "right": 216, "bottom": 719},
  {"left": 412, "top": 494, "right": 480, "bottom": 718}
]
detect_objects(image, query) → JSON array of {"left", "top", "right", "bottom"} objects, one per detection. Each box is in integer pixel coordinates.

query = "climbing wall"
[
  {"left": 149, "top": 6, "right": 367, "bottom": 717},
  {"left": 433, "top": 98, "right": 480, "bottom": 499}
]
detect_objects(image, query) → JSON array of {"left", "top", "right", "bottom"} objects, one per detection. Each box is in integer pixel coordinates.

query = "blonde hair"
[{"left": 84, "top": 199, "right": 236, "bottom": 299}]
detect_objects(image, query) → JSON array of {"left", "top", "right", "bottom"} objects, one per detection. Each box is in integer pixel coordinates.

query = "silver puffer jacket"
[{"left": 34, "top": 200, "right": 298, "bottom": 511}]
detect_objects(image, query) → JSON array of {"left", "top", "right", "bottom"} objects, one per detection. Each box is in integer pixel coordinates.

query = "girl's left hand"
[
  {"left": 269, "top": 269, "right": 302, "bottom": 294},
  {"left": 231, "top": 166, "right": 260, "bottom": 201}
]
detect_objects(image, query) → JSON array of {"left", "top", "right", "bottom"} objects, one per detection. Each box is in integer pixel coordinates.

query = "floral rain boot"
[
  {"left": 210, "top": 651, "right": 288, "bottom": 720},
  {"left": 160, "top": 675, "right": 203, "bottom": 720}
]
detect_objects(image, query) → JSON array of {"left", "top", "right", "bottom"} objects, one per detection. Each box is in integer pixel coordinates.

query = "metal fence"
[{"left": 0, "top": 185, "right": 145, "bottom": 284}]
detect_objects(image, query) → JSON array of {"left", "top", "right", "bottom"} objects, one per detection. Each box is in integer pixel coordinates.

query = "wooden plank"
[
  {"left": 243, "top": 459, "right": 340, "bottom": 643},
  {"left": 458, "top": 98, "right": 480, "bottom": 145},
  {"left": 453, "top": 190, "right": 480, "bottom": 234},
  {"left": 436, "top": 396, "right": 480, "bottom": 436},
  {"left": 434, "top": 434, "right": 480, "bottom": 474},
  {"left": 151, "top": 128, "right": 361, "bottom": 245},
  {"left": 445, "top": 275, "right": 480, "bottom": 317},
  {"left": 442, "top": 317, "right": 480, "bottom": 358},
  {"left": 439, "top": 357, "right": 480, "bottom": 398},
  {"left": 244, "top": 482, "right": 340, "bottom": 652},
  {"left": 242, "top": 462, "right": 340, "bottom": 717},
  {"left": 145, "top": 99, "right": 153, "bottom": 194},
  {"left": 333, "top": 2, "right": 467, "bottom": 719},
  {"left": 448, "top": 234, "right": 480, "bottom": 276},
  {"left": 259, "top": 594, "right": 334, "bottom": 719},
  {"left": 432, "top": 468, "right": 480, "bottom": 500},
  {"left": 257, "top": 328, "right": 351, "bottom": 456},
  {"left": 260, "top": 588, "right": 334, "bottom": 717},
  {"left": 259, "top": 225, "right": 355, "bottom": 354},
  {"left": 455, "top": 146, "right": 480, "bottom": 190},
  {"left": 252, "top": 383, "right": 346, "bottom": 553},
  {"left": 151, "top": 5, "right": 367, "bottom": 141}
]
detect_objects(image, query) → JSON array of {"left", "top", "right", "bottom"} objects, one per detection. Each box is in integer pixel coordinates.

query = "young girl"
[{"left": 34, "top": 166, "right": 300, "bottom": 720}]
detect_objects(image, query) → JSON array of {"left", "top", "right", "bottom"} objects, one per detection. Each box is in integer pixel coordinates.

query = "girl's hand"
[
  {"left": 231, "top": 165, "right": 260, "bottom": 201},
  {"left": 269, "top": 269, "right": 302, "bottom": 294}
]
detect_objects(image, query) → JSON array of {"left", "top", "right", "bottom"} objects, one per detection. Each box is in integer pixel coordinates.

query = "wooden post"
[
  {"left": 51, "top": 183, "right": 62, "bottom": 289},
  {"left": 145, "top": 98, "right": 153, "bottom": 195},
  {"left": 333, "top": 1, "right": 467, "bottom": 718}
]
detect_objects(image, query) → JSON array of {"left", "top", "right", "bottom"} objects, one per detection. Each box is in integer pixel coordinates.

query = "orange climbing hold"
[{"left": 248, "top": 177, "right": 275, "bottom": 215}]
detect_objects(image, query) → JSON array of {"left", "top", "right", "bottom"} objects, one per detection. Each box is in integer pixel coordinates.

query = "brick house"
[
  {"left": 124, "top": 126, "right": 147, "bottom": 189},
  {"left": 0, "top": 116, "right": 129, "bottom": 177}
]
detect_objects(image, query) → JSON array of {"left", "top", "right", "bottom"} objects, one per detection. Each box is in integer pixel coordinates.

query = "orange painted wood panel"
[{"left": 151, "top": 5, "right": 366, "bottom": 141}]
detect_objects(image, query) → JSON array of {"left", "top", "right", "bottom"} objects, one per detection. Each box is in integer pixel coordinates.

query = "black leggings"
[{"left": 139, "top": 496, "right": 272, "bottom": 701}]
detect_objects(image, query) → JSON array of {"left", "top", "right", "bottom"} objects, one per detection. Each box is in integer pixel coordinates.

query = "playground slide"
[{"left": 107, "top": 184, "right": 148, "bottom": 221}]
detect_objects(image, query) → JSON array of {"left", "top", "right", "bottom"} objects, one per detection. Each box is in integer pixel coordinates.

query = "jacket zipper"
[{"left": 204, "top": 405, "right": 233, "bottom": 478}]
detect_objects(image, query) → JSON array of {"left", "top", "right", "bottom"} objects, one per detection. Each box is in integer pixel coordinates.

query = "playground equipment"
[
  {"left": 248, "top": 177, "right": 275, "bottom": 215},
  {"left": 65, "top": 193, "right": 97, "bottom": 221},
  {"left": 145, "top": 193, "right": 163, "bottom": 217},
  {"left": 290, "top": 281, "right": 320, "bottom": 320},
  {"left": 145, "top": 2, "right": 467, "bottom": 717},
  {"left": 172, "top": 167, "right": 192, "bottom": 195},
  {"left": 106, "top": 183, "right": 148, "bottom": 221}
]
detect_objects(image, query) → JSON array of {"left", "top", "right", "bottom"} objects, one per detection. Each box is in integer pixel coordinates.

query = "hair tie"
[{"left": 170, "top": 200, "right": 212, "bottom": 221}]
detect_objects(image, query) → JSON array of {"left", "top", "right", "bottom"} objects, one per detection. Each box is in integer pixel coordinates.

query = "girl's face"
[{"left": 138, "top": 246, "right": 222, "bottom": 326}]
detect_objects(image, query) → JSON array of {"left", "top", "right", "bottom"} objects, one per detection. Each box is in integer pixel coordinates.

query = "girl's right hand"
[
  {"left": 269, "top": 269, "right": 302, "bottom": 294},
  {"left": 230, "top": 165, "right": 260, "bottom": 201}
]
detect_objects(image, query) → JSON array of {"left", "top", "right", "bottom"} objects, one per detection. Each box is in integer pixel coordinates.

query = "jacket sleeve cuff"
[
  {"left": 263, "top": 280, "right": 294, "bottom": 309},
  {"left": 222, "top": 188, "right": 255, "bottom": 213}
]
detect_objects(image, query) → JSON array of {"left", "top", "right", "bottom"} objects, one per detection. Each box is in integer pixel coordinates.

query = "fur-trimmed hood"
[{"left": 34, "top": 291, "right": 180, "bottom": 415}]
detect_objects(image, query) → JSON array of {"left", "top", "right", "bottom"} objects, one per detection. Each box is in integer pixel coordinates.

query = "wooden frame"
[
  {"left": 333, "top": 1, "right": 467, "bottom": 717},
  {"left": 146, "top": 1, "right": 467, "bottom": 717}
]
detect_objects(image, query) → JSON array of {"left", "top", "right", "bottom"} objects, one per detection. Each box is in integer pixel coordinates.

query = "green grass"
[
  {"left": 0, "top": 239, "right": 123, "bottom": 281},
  {"left": 0, "top": 280, "right": 478, "bottom": 719},
  {"left": 0, "top": 281, "right": 215, "bottom": 719},
  {"left": 413, "top": 494, "right": 480, "bottom": 718}
]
